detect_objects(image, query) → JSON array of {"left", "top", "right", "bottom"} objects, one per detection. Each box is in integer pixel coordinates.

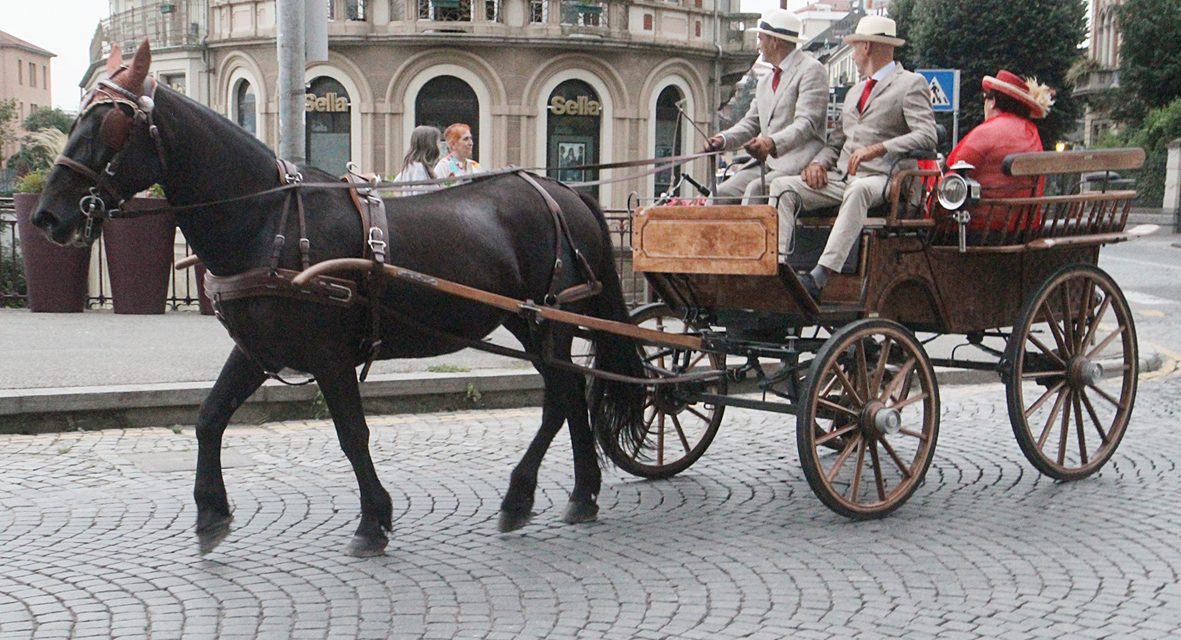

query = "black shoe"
[{"left": 799, "top": 273, "right": 823, "bottom": 303}]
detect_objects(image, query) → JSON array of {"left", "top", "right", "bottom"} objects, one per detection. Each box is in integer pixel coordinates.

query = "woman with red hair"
[{"left": 434, "top": 123, "right": 484, "bottom": 185}]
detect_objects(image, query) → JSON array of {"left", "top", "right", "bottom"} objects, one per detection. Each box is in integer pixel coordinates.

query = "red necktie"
[
  {"left": 772, "top": 67, "right": 782, "bottom": 92},
  {"left": 857, "top": 78, "right": 877, "bottom": 112}
]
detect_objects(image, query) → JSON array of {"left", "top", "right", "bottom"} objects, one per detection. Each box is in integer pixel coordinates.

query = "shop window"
[
  {"left": 653, "top": 85, "right": 683, "bottom": 198},
  {"left": 547, "top": 79, "right": 601, "bottom": 199},
  {"left": 420, "top": 0, "right": 470, "bottom": 21},
  {"left": 235, "top": 80, "right": 257, "bottom": 136},
  {"left": 305, "top": 76, "right": 352, "bottom": 173},
  {"left": 415, "top": 75, "right": 479, "bottom": 161},
  {"left": 530, "top": 0, "right": 547, "bottom": 22}
]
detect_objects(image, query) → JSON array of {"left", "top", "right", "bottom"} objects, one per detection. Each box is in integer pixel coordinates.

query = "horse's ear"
[
  {"left": 123, "top": 39, "right": 152, "bottom": 90},
  {"left": 105, "top": 43, "right": 123, "bottom": 76}
]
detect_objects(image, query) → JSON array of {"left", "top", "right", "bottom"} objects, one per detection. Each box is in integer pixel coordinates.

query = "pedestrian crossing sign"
[{"left": 917, "top": 69, "right": 959, "bottom": 113}]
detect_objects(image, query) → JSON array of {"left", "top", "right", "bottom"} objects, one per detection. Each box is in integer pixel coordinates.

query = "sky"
[
  {"left": 3, "top": 1, "right": 110, "bottom": 110},
  {"left": 3, "top": 0, "right": 801, "bottom": 111}
]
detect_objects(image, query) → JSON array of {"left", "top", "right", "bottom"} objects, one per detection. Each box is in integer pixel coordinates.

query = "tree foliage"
[
  {"left": 23, "top": 107, "right": 73, "bottom": 135},
  {"left": 891, "top": 0, "right": 1086, "bottom": 151},
  {"left": 0, "top": 99, "right": 18, "bottom": 158},
  {"left": 1117, "top": 0, "right": 1181, "bottom": 124}
]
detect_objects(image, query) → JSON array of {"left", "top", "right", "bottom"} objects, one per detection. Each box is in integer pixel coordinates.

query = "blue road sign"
[{"left": 917, "top": 69, "right": 960, "bottom": 113}]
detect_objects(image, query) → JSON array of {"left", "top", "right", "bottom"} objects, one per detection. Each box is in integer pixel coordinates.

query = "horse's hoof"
[
  {"left": 345, "top": 534, "right": 388, "bottom": 557},
  {"left": 561, "top": 501, "right": 599, "bottom": 525},
  {"left": 497, "top": 509, "right": 534, "bottom": 533},
  {"left": 195, "top": 514, "right": 233, "bottom": 555}
]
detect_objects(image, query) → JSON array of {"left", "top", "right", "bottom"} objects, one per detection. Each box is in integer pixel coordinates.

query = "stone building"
[
  {"left": 0, "top": 31, "right": 55, "bottom": 169},
  {"left": 89, "top": 0, "right": 758, "bottom": 208}
]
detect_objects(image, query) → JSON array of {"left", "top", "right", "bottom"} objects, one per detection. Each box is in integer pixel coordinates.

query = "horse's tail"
[{"left": 578, "top": 192, "right": 647, "bottom": 458}]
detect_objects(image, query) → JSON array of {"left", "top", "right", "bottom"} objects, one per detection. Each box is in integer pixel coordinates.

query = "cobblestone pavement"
[{"left": 2, "top": 378, "right": 1180, "bottom": 640}]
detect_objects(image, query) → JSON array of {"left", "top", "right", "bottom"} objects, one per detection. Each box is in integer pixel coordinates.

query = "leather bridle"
[{"left": 53, "top": 71, "right": 168, "bottom": 243}]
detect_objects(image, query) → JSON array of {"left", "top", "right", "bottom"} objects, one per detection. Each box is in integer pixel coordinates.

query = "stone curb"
[{"left": 0, "top": 352, "right": 1163, "bottom": 435}]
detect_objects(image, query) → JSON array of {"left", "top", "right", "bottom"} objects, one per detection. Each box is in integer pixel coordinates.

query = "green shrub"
[
  {"left": 1123, "top": 98, "right": 1181, "bottom": 206},
  {"left": 14, "top": 169, "right": 46, "bottom": 194}
]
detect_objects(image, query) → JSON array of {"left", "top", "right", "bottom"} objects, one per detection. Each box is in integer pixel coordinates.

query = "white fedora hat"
[
  {"left": 750, "top": 9, "right": 803, "bottom": 44},
  {"left": 844, "top": 15, "right": 905, "bottom": 47}
]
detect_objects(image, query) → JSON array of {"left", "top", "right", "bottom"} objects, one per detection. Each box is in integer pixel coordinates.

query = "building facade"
[
  {"left": 90, "top": 0, "right": 758, "bottom": 208},
  {"left": 0, "top": 31, "right": 55, "bottom": 169},
  {"left": 1073, "top": 0, "right": 1122, "bottom": 146}
]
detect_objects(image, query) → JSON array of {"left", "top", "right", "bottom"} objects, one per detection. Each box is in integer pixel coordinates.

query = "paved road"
[{"left": 2, "top": 378, "right": 1180, "bottom": 639}]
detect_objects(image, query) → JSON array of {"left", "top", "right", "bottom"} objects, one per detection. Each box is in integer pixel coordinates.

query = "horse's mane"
[{"left": 154, "top": 82, "right": 278, "bottom": 163}]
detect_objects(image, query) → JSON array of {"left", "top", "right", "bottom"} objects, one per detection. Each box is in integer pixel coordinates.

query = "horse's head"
[{"left": 33, "top": 40, "right": 166, "bottom": 247}]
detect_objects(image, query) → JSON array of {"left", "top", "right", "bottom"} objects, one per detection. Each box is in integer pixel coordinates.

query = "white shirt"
[{"left": 393, "top": 162, "right": 438, "bottom": 196}]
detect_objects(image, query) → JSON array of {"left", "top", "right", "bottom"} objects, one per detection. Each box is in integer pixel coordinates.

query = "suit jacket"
[
  {"left": 814, "top": 63, "right": 937, "bottom": 177},
  {"left": 719, "top": 51, "right": 828, "bottom": 175}
]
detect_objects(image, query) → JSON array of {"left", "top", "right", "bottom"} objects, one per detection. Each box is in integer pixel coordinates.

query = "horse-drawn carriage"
[
  {"left": 614, "top": 146, "right": 1146, "bottom": 518},
  {"left": 32, "top": 40, "right": 1151, "bottom": 553}
]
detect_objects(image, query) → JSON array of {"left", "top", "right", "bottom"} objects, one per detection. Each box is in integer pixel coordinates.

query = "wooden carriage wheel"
[
  {"left": 603, "top": 303, "right": 727, "bottom": 479},
  {"left": 1004, "top": 264, "right": 1137, "bottom": 480},
  {"left": 797, "top": 319, "right": 940, "bottom": 519}
]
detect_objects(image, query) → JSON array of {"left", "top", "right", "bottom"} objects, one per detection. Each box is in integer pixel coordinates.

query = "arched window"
[
  {"left": 546, "top": 79, "right": 601, "bottom": 198},
  {"left": 235, "top": 79, "right": 256, "bottom": 136},
  {"left": 653, "top": 85, "right": 683, "bottom": 198},
  {"left": 305, "top": 76, "right": 352, "bottom": 173},
  {"left": 415, "top": 75, "right": 480, "bottom": 161}
]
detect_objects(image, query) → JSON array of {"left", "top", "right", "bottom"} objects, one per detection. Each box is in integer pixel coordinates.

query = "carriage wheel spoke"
[
  {"left": 869, "top": 441, "right": 887, "bottom": 500},
  {"left": 825, "top": 433, "right": 861, "bottom": 483},
  {"left": 1079, "top": 388, "right": 1111, "bottom": 445},
  {"left": 855, "top": 340, "right": 871, "bottom": 401},
  {"left": 1021, "top": 368, "right": 1066, "bottom": 379},
  {"left": 1079, "top": 293, "right": 1112, "bottom": 351},
  {"left": 1085, "top": 326, "right": 1124, "bottom": 361},
  {"left": 870, "top": 337, "right": 894, "bottom": 396},
  {"left": 1087, "top": 382, "right": 1125, "bottom": 411},
  {"left": 1073, "top": 279, "right": 1096, "bottom": 353},
  {"left": 832, "top": 366, "right": 865, "bottom": 406},
  {"left": 816, "top": 422, "right": 859, "bottom": 446},
  {"left": 1072, "top": 389, "right": 1089, "bottom": 465},
  {"left": 879, "top": 357, "right": 917, "bottom": 403},
  {"left": 686, "top": 405, "right": 712, "bottom": 423},
  {"left": 1057, "top": 389, "right": 1072, "bottom": 465},
  {"left": 898, "top": 427, "right": 927, "bottom": 441},
  {"left": 847, "top": 438, "right": 867, "bottom": 500},
  {"left": 1060, "top": 285, "right": 1076, "bottom": 356},
  {"left": 1039, "top": 301, "right": 1069, "bottom": 356},
  {"left": 669, "top": 414, "right": 693, "bottom": 455},
  {"left": 1037, "top": 386, "right": 1069, "bottom": 449},
  {"left": 818, "top": 398, "right": 861, "bottom": 418},
  {"left": 890, "top": 391, "right": 928, "bottom": 411},
  {"left": 1024, "top": 379, "right": 1067, "bottom": 420},
  {"left": 1027, "top": 334, "right": 1067, "bottom": 368},
  {"left": 879, "top": 437, "right": 913, "bottom": 479}
]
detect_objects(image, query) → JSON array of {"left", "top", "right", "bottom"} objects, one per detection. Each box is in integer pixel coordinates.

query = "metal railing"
[
  {"left": 0, "top": 198, "right": 25, "bottom": 308},
  {"left": 102, "top": 0, "right": 207, "bottom": 54}
]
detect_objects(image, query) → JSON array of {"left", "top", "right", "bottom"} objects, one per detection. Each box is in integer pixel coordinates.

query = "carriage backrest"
[{"left": 1001, "top": 147, "right": 1146, "bottom": 177}]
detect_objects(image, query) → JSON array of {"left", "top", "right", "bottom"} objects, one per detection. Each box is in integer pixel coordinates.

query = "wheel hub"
[
  {"left": 862, "top": 401, "right": 902, "bottom": 436},
  {"left": 1068, "top": 357, "right": 1103, "bottom": 388}
]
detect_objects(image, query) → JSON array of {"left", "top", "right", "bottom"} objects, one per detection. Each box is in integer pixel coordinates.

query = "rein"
[{"left": 77, "top": 150, "right": 723, "bottom": 219}]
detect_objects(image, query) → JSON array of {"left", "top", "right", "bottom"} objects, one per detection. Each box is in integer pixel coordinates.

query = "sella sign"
[
  {"left": 306, "top": 92, "right": 349, "bottom": 113},
  {"left": 549, "top": 95, "right": 601, "bottom": 116}
]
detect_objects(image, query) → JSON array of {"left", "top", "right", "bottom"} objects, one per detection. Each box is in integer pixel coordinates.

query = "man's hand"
[
  {"left": 704, "top": 135, "right": 725, "bottom": 153},
  {"left": 802, "top": 162, "right": 828, "bottom": 189},
  {"left": 743, "top": 137, "right": 776, "bottom": 164},
  {"left": 847, "top": 142, "right": 887, "bottom": 176}
]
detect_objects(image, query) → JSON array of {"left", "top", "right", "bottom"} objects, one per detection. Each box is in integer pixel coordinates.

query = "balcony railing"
[
  {"left": 559, "top": 0, "right": 607, "bottom": 28},
  {"left": 417, "top": 0, "right": 502, "bottom": 22},
  {"left": 1073, "top": 68, "right": 1120, "bottom": 97},
  {"left": 102, "top": 1, "right": 207, "bottom": 54}
]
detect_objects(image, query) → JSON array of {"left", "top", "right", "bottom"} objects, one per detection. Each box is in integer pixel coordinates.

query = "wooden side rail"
[{"left": 1002, "top": 147, "right": 1145, "bottom": 177}]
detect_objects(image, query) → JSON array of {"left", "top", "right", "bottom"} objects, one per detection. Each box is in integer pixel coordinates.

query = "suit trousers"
[
  {"left": 770, "top": 171, "right": 889, "bottom": 269},
  {"left": 713, "top": 165, "right": 790, "bottom": 205}
]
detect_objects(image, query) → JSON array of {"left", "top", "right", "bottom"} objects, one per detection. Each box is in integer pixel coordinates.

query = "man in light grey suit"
[
  {"left": 769, "top": 15, "right": 936, "bottom": 301},
  {"left": 705, "top": 9, "right": 827, "bottom": 206}
]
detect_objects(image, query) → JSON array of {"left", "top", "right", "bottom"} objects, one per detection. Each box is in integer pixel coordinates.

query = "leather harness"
[{"left": 202, "top": 163, "right": 600, "bottom": 383}]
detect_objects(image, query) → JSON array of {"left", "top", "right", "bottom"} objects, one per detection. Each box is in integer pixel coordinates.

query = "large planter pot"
[
  {"left": 103, "top": 197, "right": 176, "bottom": 314},
  {"left": 13, "top": 192, "right": 91, "bottom": 313}
]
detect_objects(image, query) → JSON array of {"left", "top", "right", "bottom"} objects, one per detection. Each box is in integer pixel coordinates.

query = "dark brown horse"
[{"left": 33, "top": 41, "right": 645, "bottom": 556}]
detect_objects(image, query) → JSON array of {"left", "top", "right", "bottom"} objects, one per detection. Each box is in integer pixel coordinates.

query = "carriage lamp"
[{"left": 938, "top": 161, "right": 981, "bottom": 253}]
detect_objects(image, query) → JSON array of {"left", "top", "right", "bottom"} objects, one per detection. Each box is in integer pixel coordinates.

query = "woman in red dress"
[{"left": 943, "top": 69, "right": 1055, "bottom": 237}]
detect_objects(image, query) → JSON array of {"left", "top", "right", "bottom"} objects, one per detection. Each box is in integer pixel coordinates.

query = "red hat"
[{"left": 982, "top": 70, "right": 1054, "bottom": 119}]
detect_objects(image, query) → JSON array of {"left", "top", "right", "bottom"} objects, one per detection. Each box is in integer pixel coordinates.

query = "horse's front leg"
[
  {"left": 561, "top": 372, "right": 601, "bottom": 525},
  {"left": 313, "top": 363, "right": 393, "bottom": 557},
  {"left": 195, "top": 346, "right": 266, "bottom": 554}
]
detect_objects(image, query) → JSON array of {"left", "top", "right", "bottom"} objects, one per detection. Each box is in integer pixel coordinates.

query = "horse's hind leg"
[
  {"left": 499, "top": 325, "right": 600, "bottom": 531},
  {"left": 194, "top": 346, "right": 266, "bottom": 554},
  {"left": 313, "top": 364, "right": 393, "bottom": 557}
]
